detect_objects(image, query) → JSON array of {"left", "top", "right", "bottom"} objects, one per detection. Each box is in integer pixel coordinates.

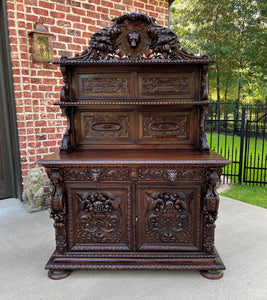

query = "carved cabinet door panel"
[
  {"left": 136, "top": 185, "right": 202, "bottom": 251},
  {"left": 66, "top": 184, "right": 132, "bottom": 251}
]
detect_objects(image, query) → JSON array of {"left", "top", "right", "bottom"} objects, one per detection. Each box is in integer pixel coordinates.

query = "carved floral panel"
[
  {"left": 78, "top": 73, "right": 132, "bottom": 98},
  {"left": 137, "top": 186, "right": 201, "bottom": 251},
  {"left": 139, "top": 73, "right": 194, "bottom": 97},
  {"left": 69, "top": 187, "right": 131, "bottom": 250}
]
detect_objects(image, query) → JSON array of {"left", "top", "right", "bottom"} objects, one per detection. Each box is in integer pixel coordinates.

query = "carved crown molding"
[{"left": 54, "top": 12, "right": 213, "bottom": 65}]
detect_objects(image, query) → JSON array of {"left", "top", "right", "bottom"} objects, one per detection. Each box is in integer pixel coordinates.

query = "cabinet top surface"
[{"left": 37, "top": 150, "right": 230, "bottom": 166}]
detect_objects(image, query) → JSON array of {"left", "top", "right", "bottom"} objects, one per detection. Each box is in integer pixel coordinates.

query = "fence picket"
[{"left": 205, "top": 102, "right": 267, "bottom": 185}]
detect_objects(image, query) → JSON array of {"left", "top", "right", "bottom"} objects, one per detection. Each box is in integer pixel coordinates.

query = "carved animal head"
[
  {"left": 89, "top": 169, "right": 102, "bottom": 181},
  {"left": 166, "top": 169, "right": 178, "bottom": 182},
  {"left": 128, "top": 31, "right": 140, "bottom": 48}
]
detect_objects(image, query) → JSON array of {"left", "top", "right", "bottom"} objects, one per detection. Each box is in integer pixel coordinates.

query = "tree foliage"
[{"left": 170, "top": 0, "right": 267, "bottom": 104}]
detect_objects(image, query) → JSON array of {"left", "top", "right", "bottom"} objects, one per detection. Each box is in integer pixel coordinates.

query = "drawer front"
[
  {"left": 77, "top": 72, "right": 133, "bottom": 98},
  {"left": 77, "top": 110, "right": 134, "bottom": 144},
  {"left": 67, "top": 184, "right": 132, "bottom": 251},
  {"left": 139, "top": 110, "right": 193, "bottom": 144},
  {"left": 138, "top": 71, "right": 195, "bottom": 98},
  {"left": 136, "top": 185, "right": 201, "bottom": 251}
]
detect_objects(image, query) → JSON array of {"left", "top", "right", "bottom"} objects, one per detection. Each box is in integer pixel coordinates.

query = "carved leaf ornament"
[
  {"left": 56, "top": 12, "right": 212, "bottom": 63},
  {"left": 75, "top": 191, "right": 123, "bottom": 243},
  {"left": 145, "top": 191, "right": 194, "bottom": 243}
]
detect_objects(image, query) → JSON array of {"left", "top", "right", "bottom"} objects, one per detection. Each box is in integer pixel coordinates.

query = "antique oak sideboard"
[{"left": 38, "top": 12, "right": 230, "bottom": 280}]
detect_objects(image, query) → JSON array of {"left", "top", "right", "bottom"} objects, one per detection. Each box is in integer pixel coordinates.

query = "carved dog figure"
[{"left": 22, "top": 168, "right": 46, "bottom": 212}]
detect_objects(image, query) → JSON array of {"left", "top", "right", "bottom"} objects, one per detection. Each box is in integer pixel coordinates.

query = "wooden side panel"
[
  {"left": 136, "top": 184, "right": 201, "bottom": 251},
  {"left": 67, "top": 184, "right": 132, "bottom": 251}
]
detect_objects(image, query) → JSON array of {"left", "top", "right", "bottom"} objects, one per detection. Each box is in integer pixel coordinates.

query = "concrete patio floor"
[{"left": 0, "top": 197, "right": 266, "bottom": 300}]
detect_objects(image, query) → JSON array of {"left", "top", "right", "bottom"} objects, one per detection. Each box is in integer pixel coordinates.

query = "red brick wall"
[{"left": 6, "top": 0, "right": 169, "bottom": 182}]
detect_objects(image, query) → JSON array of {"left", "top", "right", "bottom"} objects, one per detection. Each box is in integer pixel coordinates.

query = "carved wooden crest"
[{"left": 56, "top": 12, "right": 212, "bottom": 64}]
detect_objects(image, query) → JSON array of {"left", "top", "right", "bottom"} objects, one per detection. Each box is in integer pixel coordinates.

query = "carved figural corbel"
[
  {"left": 199, "top": 105, "right": 210, "bottom": 151},
  {"left": 60, "top": 107, "right": 74, "bottom": 153},
  {"left": 47, "top": 169, "right": 67, "bottom": 254},
  {"left": 201, "top": 65, "right": 209, "bottom": 100},
  {"left": 203, "top": 169, "right": 221, "bottom": 253},
  {"left": 60, "top": 66, "right": 69, "bottom": 102}
]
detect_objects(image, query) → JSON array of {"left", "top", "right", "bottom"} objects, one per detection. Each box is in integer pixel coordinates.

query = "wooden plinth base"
[
  {"left": 45, "top": 248, "right": 225, "bottom": 280},
  {"left": 48, "top": 269, "right": 72, "bottom": 280}
]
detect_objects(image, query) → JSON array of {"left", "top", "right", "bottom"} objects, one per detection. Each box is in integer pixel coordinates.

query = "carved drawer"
[
  {"left": 136, "top": 185, "right": 201, "bottom": 251},
  {"left": 66, "top": 184, "right": 132, "bottom": 251}
]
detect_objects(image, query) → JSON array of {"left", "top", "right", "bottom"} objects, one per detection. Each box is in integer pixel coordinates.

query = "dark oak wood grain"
[{"left": 38, "top": 12, "right": 230, "bottom": 280}]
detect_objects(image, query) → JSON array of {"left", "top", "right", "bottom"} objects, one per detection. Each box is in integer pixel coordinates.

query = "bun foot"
[
  {"left": 48, "top": 269, "right": 72, "bottom": 280},
  {"left": 200, "top": 270, "right": 223, "bottom": 280}
]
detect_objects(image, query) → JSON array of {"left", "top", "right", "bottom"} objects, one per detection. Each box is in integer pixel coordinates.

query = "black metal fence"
[{"left": 204, "top": 102, "right": 267, "bottom": 185}]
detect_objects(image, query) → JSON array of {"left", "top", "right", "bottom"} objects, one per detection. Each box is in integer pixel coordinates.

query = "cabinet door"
[
  {"left": 136, "top": 185, "right": 202, "bottom": 251},
  {"left": 67, "top": 184, "right": 132, "bottom": 251}
]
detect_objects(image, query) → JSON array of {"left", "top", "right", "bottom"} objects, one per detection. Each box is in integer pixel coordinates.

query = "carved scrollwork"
[
  {"left": 56, "top": 12, "right": 213, "bottom": 63},
  {"left": 145, "top": 191, "right": 194, "bottom": 243},
  {"left": 203, "top": 169, "right": 221, "bottom": 253},
  {"left": 75, "top": 192, "right": 122, "bottom": 243},
  {"left": 46, "top": 169, "right": 67, "bottom": 254}
]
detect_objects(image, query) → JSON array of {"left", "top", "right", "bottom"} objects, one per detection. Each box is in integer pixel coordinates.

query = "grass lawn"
[{"left": 220, "top": 184, "right": 267, "bottom": 209}]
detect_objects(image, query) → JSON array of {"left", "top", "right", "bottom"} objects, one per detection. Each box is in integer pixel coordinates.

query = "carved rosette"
[
  {"left": 46, "top": 168, "right": 67, "bottom": 254},
  {"left": 75, "top": 192, "right": 123, "bottom": 244},
  {"left": 145, "top": 191, "right": 193, "bottom": 243},
  {"left": 203, "top": 169, "right": 221, "bottom": 253}
]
